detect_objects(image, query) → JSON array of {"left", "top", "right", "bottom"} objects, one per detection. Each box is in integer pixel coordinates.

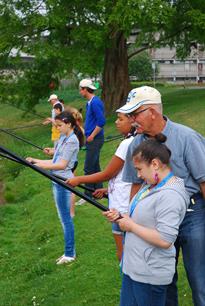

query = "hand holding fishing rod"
[
  {"left": 43, "top": 147, "right": 54, "bottom": 156},
  {"left": 0, "top": 144, "right": 108, "bottom": 212},
  {"left": 0, "top": 150, "right": 100, "bottom": 195}
]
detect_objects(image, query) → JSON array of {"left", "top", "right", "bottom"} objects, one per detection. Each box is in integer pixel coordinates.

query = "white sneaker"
[
  {"left": 75, "top": 198, "right": 86, "bottom": 206},
  {"left": 56, "top": 255, "right": 75, "bottom": 265},
  {"left": 56, "top": 254, "right": 64, "bottom": 262}
]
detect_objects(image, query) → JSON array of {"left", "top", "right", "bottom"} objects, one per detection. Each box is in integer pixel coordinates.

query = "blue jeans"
[
  {"left": 120, "top": 274, "right": 167, "bottom": 306},
  {"left": 84, "top": 137, "right": 104, "bottom": 196},
  {"left": 52, "top": 182, "right": 75, "bottom": 257},
  {"left": 166, "top": 195, "right": 205, "bottom": 306},
  {"left": 112, "top": 222, "right": 124, "bottom": 235}
]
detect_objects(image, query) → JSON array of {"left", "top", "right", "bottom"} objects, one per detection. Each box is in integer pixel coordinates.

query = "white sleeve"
[{"left": 115, "top": 137, "right": 134, "bottom": 161}]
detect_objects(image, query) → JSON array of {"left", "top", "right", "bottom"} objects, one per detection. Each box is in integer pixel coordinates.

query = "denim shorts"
[{"left": 112, "top": 222, "right": 124, "bottom": 235}]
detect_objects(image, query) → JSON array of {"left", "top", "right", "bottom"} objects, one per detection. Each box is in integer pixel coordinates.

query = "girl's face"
[
  {"left": 54, "top": 108, "right": 61, "bottom": 116},
  {"left": 133, "top": 157, "right": 157, "bottom": 185},
  {"left": 55, "top": 119, "right": 71, "bottom": 135},
  {"left": 115, "top": 113, "right": 132, "bottom": 136}
]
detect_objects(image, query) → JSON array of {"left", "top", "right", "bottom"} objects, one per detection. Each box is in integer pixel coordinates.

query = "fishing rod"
[
  {"left": 104, "top": 135, "right": 123, "bottom": 143},
  {"left": 105, "top": 134, "right": 121, "bottom": 140},
  {"left": 53, "top": 172, "right": 105, "bottom": 195},
  {"left": 1, "top": 101, "right": 46, "bottom": 119},
  {"left": 0, "top": 151, "right": 96, "bottom": 194},
  {"left": 0, "top": 127, "right": 89, "bottom": 152},
  {"left": 0, "top": 146, "right": 108, "bottom": 211},
  {"left": 80, "top": 134, "right": 123, "bottom": 151},
  {"left": 4, "top": 123, "right": 44, "bottom": 131},
  {"left": 0, "top": 128, "right": 44, "bottom": 151}
]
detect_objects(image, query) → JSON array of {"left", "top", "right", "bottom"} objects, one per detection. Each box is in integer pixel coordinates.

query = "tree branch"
[
  {"left": 128, "top": 24, "right": 192, "bottom": 60},
  {"left": 128, "top": 46, "right": 149, "bottom": 59}
]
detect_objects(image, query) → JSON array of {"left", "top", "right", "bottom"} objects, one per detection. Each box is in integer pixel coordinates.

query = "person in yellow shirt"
[{"left": 43, "top": 94, "right": 64, "bottom": 145}]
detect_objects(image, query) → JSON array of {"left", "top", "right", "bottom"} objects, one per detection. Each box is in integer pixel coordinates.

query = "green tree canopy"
[
  {"left": 0, "top": 0, "right": 205, "bottom": 112},
  {"left": 128, "top": 52, "right": 156, "bottom": 81}
]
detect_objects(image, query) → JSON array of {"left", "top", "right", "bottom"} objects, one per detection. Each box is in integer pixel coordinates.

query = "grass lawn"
[{"left": 1, "top": 86, "right": 205, "bottom": 306}]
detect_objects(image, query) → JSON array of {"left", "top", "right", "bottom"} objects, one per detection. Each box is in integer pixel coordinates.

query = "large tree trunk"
[{"left": 101, "top": 31, "right": 131, "bottom": 113}]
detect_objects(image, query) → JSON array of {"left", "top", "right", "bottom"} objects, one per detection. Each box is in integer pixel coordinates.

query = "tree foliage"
[
  {"left": 0, "top": 0, "right": 205, "bottom": 112},
  {"left": 128, "top": 52, "right": 156, "bottom": 81}
]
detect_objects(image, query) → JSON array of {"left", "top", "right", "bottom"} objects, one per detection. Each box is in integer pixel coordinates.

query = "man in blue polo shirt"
[
  {"left": 117, "top": 86, "right": 205, "bottom": 306},
  {"left": 78, "top": 79, "right": 106, "bottom": 200}
]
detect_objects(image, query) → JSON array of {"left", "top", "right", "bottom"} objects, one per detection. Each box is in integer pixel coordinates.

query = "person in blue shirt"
[
  {"left": 27, "top": 111, "right": 79, "bottom": 265},
  {"left": 78, "top": 78, "right": 106, "bottom": 201},
  {"left": 118, "top": 86, "right": 205, "bottom": 306}
]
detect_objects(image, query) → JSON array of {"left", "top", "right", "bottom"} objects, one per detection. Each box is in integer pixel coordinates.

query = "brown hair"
[
  {"left": 132, "top": 133, "right": 171, "bottom": 165},
  {"left": 64, "top": 106, "right": 85, "bottom": 147}
]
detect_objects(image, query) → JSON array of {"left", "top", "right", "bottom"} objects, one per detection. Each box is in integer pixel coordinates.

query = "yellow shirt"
[{"left": 51, "top": 125, "right": 60, "bottom": 142}]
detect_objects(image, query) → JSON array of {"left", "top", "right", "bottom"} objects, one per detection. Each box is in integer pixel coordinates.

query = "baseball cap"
[
  {"left": 48, "top": 94, "right": 58, "bottom": 102},
  {"left": 79, "top": 79, "right": 97, "bottom": 90},
  {"left": 116, "top": 86, "right": 161, "bottom": 114}
]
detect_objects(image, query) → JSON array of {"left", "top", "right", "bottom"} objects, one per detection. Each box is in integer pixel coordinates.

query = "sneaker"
[
  {"left": 56, "top": 255, "right": 75, "bottom": 265},
  {"left": 75, "top": 198, "right": 86, "bottom": 206},
  {"left": 56, "top": 254, "right": 64, "bottom": 262}
]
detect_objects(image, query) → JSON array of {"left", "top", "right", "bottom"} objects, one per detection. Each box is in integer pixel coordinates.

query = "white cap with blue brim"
[{"left": 116, "top": 86, "right": 162, "bottom": 114}]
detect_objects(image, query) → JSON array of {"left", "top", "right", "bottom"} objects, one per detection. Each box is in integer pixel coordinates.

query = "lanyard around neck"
[
  {"left": 53, "top": 132, "right": 74, "bottom": 164},
  {"left": 129, "top": 171, "right": 174, "bottom": 217}
]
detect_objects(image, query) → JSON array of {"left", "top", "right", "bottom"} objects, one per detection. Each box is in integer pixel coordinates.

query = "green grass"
[{"left": 1, "top": 86, "right": 205, "bottom": 305}]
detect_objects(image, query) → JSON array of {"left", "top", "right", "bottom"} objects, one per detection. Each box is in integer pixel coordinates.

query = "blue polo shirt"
[
  {"left": 84, "top": 96, "right": 105, "bottom": 138},
  {"left": 123, "top": 117, "right": 205, "bottom": 196}
]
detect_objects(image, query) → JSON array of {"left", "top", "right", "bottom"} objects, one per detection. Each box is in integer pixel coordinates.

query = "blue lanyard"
[
  {"left": 53, "top": 132, "right": 74, "bottom": 164},
  {"left": 129, "top": 172, "right": 174, "bottom": 217}
]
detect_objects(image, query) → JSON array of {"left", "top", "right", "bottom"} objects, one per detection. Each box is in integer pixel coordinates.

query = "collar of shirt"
[{"left": 87, "top": 96, "right": 94, "bottom": 105}]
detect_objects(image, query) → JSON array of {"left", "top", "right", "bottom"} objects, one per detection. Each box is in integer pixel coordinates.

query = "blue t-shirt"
[
  {"left": 123, "top": 117, "right": 205, "bottom": 196},
  {"left": 84, "top": 96, "right": 105, "bottom": 138}
]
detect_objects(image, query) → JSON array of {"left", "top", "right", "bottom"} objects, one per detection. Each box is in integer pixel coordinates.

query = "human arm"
[
  {"left": 92, "top": 188, "right": 108, "bottom": 199},
  {"left": 26, "top": 157, "right": 50, "bottom": 164},
  {"left": 86, "top": 126, "right": 102, "bottom": 142},
  {"left": 87, "top": 98, "right": 105, "bottom": 142},
  {"left": 184, "top": 132, "right": 205, "bottom": 194},
  {"left": 117, "top": 214, "right": 171, "bottom": 249},
  {"left": 43, "top": 147, "right": 55, "bottom": 156},
  {"left": 200, "top": 182, "right": 205, "bottom": 199},
  {"left": 43, "top": 117, "right": 55, "bottom": 125},
  {"left": 66, "top": 155, "right": 124, "bottom": 186},
  {"left": 34, "top": 159, "right": 68, "bottom": 170},
  {"left": 26, "top": 157, "right": 68, "bottom": 170},
  {"left": 103, "top": 208, "right": 122, "bottom": 222}
]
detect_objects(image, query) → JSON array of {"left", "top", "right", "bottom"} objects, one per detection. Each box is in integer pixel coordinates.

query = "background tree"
[
  {"left": 0, "top": 0, "right": 205, "bottom": 112},
  {"left": 128, "top": 52, "right": 157, "bottom": 81}
]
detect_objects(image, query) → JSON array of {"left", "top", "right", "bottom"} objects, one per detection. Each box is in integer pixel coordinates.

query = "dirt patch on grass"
[{"left": 0, "top": 181, "right": 6, "bottom": 205}]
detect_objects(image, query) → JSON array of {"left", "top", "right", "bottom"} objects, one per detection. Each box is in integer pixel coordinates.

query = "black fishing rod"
[
  {"left": 0, "top": 146, "right": 108, "bottom": 212},
  {"left": 53, "top": 172, "right": 103, "bottom": 195},
  {"left": 80, "top": 134, "right": 123, "bottom": 151},
  {"left": 104, "top": 135, "right": 123, "bottom": 143},
  {"left": 0, "top": 128, "right": 44, "bottom": 151},
  {"left": 0, "top": 151, "right": 101, "bottom": 195}
]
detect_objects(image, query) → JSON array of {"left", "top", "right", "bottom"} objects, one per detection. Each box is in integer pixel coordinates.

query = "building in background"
[{"left": 150, "top": 45, "right": 205, "bottom": 84}]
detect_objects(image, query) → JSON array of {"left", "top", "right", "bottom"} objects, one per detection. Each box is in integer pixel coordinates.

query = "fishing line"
[
  {"left": 0, "top": 147, "right": 108, "bottom": 210},
  {"left": 0, "top": 128, "right": 44, "bottom": 151}
]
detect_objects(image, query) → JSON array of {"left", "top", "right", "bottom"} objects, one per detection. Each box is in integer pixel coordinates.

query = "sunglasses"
[{"left": 129, "top": 108, "right": 150, "bottom": 118}]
